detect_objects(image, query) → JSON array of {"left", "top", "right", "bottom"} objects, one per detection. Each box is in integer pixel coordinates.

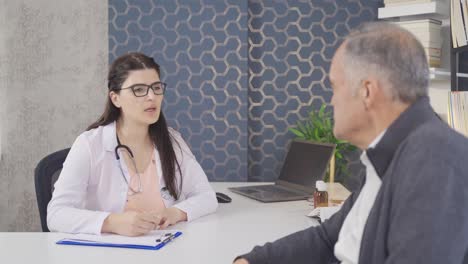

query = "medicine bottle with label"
[{"left": 314, "top": 180, "right": 328, "bottom": 208}]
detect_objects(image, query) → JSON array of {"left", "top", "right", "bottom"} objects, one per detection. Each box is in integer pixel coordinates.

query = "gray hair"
[{"left": 342, "top": 22, "right": 429, "bottom": 103}]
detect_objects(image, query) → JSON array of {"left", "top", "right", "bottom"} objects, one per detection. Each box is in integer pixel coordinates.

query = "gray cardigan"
[{"left": 240, "top": 97, "right": 468, "bottom": 264}]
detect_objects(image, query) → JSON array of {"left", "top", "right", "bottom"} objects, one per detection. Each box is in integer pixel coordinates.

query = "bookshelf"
[
  {"left": 449, "top": 0, "right": 468, "bottom": 91},
  {"left": 378, "top": 0, "right": 452, "bottom": 119},
  {"left": 378, "top": 1, "right": 449, "bottom": 20},
  {"left": 450, "top": 30, "right": 468, "bottom": 91},
  {"left": 378, "top": 2, "right": 451, "bottom": 82},
  {"left": 430, "top": 67, "right": 451, "bottom": 79},
  {"left": 379, "top": 1, "right": 468, "bottom": 132}
]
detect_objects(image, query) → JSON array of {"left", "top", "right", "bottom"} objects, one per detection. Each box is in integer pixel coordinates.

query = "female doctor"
[{"left": 47, "top": 52, "right": 218, "bottom": 236}]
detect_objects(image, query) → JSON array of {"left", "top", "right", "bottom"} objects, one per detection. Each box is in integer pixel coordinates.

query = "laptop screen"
[{"left": 278, "top": 140, "right": 335, "bottom": 187}]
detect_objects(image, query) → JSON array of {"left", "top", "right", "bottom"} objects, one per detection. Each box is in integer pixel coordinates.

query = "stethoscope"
[
  {"left": 114, "top": 133, "right": 174, "bottom": 200},
  {"left": 114, "top": 134, "right": 143, "bottom": 195}
]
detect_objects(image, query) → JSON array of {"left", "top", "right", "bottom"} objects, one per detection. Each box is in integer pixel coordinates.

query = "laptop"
[{"left": 229, "top": 140, "right": 336, "bottom": 202}]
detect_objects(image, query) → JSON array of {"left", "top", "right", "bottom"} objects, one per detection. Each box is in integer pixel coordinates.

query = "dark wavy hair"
[{"left": 87, "top": 52, "right": 181, "bottom": 199}]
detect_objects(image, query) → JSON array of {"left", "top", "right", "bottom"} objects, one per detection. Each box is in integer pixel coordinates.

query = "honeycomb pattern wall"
[
  {"left": 109, "top": 0, "right": 249, "bottom": 181},
  {"left": 248, "top": 0, "right": 380, "bottom": 182},
  {"left": 109, "top": 0, "right": 380, "bottom": 183}
]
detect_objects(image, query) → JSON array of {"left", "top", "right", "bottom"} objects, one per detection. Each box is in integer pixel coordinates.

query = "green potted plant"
[{"left": 289, "top": 103, "right": 357, "bottom": 183}]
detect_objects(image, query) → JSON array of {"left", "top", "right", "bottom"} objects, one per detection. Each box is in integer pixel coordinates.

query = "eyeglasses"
[{"left": 118, "top": 82, "right": 167, "bottom": 97}]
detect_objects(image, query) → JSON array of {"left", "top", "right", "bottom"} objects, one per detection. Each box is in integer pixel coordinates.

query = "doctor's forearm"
[
  {"left": 170, "top": 207, "right": 187, "bottom": 222},
  {"left": 101, "top": 213, "right": 117, "bottom": 233}
]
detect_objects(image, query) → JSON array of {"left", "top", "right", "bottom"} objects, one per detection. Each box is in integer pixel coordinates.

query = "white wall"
[
  {"left": 429, "top": 84, "right": 450, "bottom": 121},
  {"left": 428, "top": 24, "right": 451, "bottom": 122}
]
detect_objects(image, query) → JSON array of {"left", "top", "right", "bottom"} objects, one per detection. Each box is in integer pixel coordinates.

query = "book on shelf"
[
  {"left": 429, "top": 57, "right": 442, "bottom": 67},
  {"left": 395, "top": 19, "right": 442, "bottom": 42},
  {"left": 451, "top": 0, "right": 457, "bottom": 47},
  {"left": 396, "top": 18, "right": 442, "bottom": 27},
  {"left": 448, "top": 91, "right": 468, "bottom": 137},
  {"left": 394, "top": 19, "right": 443, "bottom": 67},
  {"left": 414, "top": 38, "right": 442, "bottom": 47},
  {"left": 451, "top": 0, "right": 468, "bottom": 48},
  {"left": 384, "top": 0, "right": 442, "bottom": 7},
  {"left": 462, "top": 0, "right": 468, "bottom": 40},
  {"left": 394, "top": 18, "right": 442, "bottom": 27},
  {"left": 425, "top": 47, "right": 441, "bottom": 57}
]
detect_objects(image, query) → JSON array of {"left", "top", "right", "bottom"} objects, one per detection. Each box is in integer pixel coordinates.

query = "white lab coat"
[{"left": 47, "top": 121, "right": 218, "bottom": 235}]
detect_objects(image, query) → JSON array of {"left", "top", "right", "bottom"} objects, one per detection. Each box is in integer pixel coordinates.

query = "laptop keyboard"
[{"left": 250, "top": 185, "right": 308, "bottom": 196}]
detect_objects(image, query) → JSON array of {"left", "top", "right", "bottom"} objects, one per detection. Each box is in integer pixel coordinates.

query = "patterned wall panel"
[
  {"left": 109, "top": 0, "right": 380, "bottom": 184},
  {"left": 248, "top": 0, "right": 380, "bottom": 182},
  {"left": 109, "top": 0, "right": 248, "bottom": 181}
]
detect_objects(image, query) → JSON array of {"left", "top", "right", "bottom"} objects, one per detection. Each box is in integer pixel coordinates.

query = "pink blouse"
[{"left": 123, "top": 151, "right": 166, "bottom": 213}]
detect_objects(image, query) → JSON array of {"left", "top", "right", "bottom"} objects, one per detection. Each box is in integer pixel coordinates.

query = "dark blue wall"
[{"left": 109, "top": 0, "right": 381, "bottom": 182}]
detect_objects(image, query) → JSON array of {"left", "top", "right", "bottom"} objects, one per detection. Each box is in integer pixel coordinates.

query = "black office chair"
[{"left": 34, "top": 148, "right": 70, "bottom": 232}]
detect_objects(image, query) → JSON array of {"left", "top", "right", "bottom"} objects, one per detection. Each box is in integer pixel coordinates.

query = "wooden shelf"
[
  {"left": 455, "top": 72, "right": 468, "bottom": 78},
  {"left": 429, "top": 67, "right": 450, "bottom": 80},
  {"left": 378, "top": 1, "right": 449, "bottom": 20},
  {"left": 452, "top": 45, "right": 468, "bottom": 53},
  {"left": 428, "top": 68, "right": 468, "bottom": 80}
]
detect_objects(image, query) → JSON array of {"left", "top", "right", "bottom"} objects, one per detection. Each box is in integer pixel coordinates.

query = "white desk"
[{"left": 0, "top": 182, "right": 318, "bottom": 263}]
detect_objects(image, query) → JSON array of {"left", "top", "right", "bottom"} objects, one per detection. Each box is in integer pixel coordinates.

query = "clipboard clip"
[
  {"left": 155, "top": 232, "right": 182, "bottom": 249},
  {"left": 162, "top": 233, "right": 175, "bottom": 243}
]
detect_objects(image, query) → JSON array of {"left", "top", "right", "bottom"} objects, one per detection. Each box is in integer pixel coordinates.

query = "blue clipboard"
[{"left": 56, "top": 231, "right": 182, "bottom": 250}]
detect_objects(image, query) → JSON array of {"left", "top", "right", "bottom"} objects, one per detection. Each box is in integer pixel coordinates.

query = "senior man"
[{"left": 234, "top": 22, "right": 468, "bottom": 264}]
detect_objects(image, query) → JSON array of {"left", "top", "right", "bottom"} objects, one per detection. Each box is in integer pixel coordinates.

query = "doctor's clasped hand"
[{"left": 101, "top": 207, "right": 187, "bottom": 237}]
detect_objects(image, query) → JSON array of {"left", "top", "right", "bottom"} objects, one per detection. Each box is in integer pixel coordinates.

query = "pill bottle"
[{"left": 314, "top": 180, "right": 328, "bottom": 208}]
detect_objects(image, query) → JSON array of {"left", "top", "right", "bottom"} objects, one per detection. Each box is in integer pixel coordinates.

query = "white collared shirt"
[
  {"left": 47, "top": 122, "right": 218, "bottom": 235},
  {"left": 334, "top": 130, "right": 386, "bottom": 264}
]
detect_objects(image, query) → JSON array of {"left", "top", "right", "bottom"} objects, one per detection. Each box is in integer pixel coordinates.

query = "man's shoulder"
[
  {"left": 406, "top": 118, "right": 468, "bottom": 155},
  {"left": 394, "top": 118, "right": 468, "bottom": 177}
]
